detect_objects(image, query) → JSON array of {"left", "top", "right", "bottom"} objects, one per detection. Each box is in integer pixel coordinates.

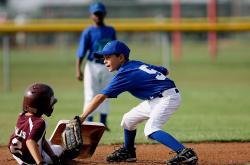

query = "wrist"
[{"left": 79, "top": 116, "right": 85, "bottom": 123}]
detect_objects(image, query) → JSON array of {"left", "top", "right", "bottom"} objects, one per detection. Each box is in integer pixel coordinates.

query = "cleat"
[
  {"left": 105, "top": 125, "right": 111, "bottom": 132},
  {"left": 166, "top": 148, "right": 198, "bottom": 165},
  {"left": 106, "top": 147, "right": 136, "bottom": 162}
]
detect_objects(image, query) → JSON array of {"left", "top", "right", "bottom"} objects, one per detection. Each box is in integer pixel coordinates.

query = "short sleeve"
[
  {"left": 76, "top": 28, "right": 90, "bottom": 58},
  {"left": 100, "top": 73, "right": 131, "bottom": 98},
  {"left": 27, "top": 120, "right": 46, "bottom": 142},
  {"left": 148, "top": 64, "right": 168, "bottom": 75}
]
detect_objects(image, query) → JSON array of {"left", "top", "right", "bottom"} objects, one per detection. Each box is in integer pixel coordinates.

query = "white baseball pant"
[
  {"left": 83, "top": 61, "right": 113, "bottom": 116},
  {"left": 12, "top": 144, "right": 63, "bottom": 165},
  {"left": 121, "top": 88, "right": 181, "bottom": 136}
]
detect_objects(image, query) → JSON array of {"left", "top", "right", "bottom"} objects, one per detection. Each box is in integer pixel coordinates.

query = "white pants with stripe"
[
  {"left": 121, "top": 88, "right": 181, "bottom": 136},
  {"left": 83, "top": 61, "right": 113, "bottom": 116}
]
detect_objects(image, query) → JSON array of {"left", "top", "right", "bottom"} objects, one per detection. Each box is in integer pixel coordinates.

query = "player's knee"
[
  {"left": 144, "top": 128, "right": 159, "bottom": 137},
  {"left": 121, "top": 113, "right": 136, "bottom": 130},
  {"left": 51, "top": 145, "right": 64, "bottom": 156},
  {"left": 144, "top": 122, "right": 160, "bottom": 137}
]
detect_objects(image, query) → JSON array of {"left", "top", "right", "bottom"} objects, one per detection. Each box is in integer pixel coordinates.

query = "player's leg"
[
  {"left": 145, "top": 89, "right": 198, "bottom": 164},
  {"left": 83, "top": 61, "right": 99, "bottom": 121},
  {"left": 43, "top": 143, "right": 82, "bottom": 164},
  {"left": 106, "top": 101, "right": 150, "bottom": 162},
  {"left": 87, "top": 63, "right": 111, "bottom": 128},
  {"left": 42, "top": 144, "right": 64, "bottom": 164},
  {"left": 98, "top": 100, "right": 110, "bottom": 131},
  {"left": 98, "top": 65, "right": 114, "bottom": 130},
  {"left": 145, "top": 93, "right": 184, "bottom": 152},
  {"left": 121, "top": 100, "right": 151, "bottom": 150},
  {"left": 12, "top": 155, "right": 25, "bottom": 165}
]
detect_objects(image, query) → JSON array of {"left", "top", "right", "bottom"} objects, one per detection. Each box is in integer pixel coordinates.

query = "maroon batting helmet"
[{"left": 23, "top": 83, "right": 57, "bottom": 117}]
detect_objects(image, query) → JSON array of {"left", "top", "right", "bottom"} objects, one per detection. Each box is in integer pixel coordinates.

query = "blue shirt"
[
  {"left": 76, "top": 25, "right": 116, "bottom": 61},
  {"left": 101, "top": 60, "right": 176, "bottom": 100}
]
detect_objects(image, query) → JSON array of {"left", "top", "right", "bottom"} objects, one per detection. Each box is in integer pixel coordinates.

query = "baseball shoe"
[
  {"left": 106, "top": 146, "right": 136, "bottom": 162},
  {"left": 105, "top": 124, "right": 111, "bottom": 132},
  {"left": 166, "top": 148, "right": 198, "bottom": 165}
]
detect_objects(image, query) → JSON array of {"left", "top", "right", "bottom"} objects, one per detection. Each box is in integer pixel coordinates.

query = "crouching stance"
[
  {"left": 8, "top": 83, "right": 78, "bottom": 165},
  {"left": 79, "top": 40, "right": 198, "bottom": 164}
]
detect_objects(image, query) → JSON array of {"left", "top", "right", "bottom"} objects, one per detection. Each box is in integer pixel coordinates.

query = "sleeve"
[
  {"left": 100, "top": 73, "right": 131, "bottom": 98},
  {"left": 76, "top": 28, "right": 90, "bottom": 58},
  {"left": 148, "top": 64, "right": 168, "bottom": 75},
  {"left": 27, "top": 120, "right": 46, "bottom": 142}
]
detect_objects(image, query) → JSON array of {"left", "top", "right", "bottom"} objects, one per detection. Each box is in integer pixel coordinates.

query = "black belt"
[
  {"left": 153, "top": 88, "right": 179, "bottom": 99},
  {"left": 93, "top": 59, "right": 104, "bottom": 64}
]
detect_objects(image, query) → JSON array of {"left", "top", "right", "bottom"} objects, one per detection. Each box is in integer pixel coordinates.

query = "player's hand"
[
  {"left": 61, "top": 116, "right": 83, "bottom": 159},
  {"left": 76, "top": 71, "right": 83, "bottom": 81}
]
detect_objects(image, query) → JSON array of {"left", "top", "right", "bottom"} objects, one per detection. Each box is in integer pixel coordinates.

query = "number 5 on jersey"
[{"left": 139, "top": 65, "right": 166, "bottom": 80}]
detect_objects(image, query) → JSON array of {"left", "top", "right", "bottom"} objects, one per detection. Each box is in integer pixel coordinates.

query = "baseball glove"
[{"left": 61, "top": 116, "right": 83, "bottom": 159}]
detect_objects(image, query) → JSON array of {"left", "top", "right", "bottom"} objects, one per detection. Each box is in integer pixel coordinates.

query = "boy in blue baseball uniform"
[
  {"left": 76, "top": 2, "right": 116, "bottom": 131},
  {"left": 79, "top": 40, "right": 198, "bottom": 164}
]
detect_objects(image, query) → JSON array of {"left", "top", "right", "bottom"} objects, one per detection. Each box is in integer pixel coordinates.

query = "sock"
[
  {"left": 87, "top": 116, "right": 93, "bottom": 122},
  {"left": 149, "top": 130, "right": 185, "bottom": 152},
  {"left": 124, "top": 129, "right": 136, "bottom": 151},
  {"left": 100, "top": 113, "right": 107, "bottom": 125}
]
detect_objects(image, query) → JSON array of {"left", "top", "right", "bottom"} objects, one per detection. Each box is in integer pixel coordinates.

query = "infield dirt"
[{"left": 1, "top": 142, "right": 250, "bottom": 165}]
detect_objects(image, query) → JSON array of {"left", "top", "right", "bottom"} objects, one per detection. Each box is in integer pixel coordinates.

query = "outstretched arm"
[{"left": 80, "top": 94, "right": 107, "bottom": 123}]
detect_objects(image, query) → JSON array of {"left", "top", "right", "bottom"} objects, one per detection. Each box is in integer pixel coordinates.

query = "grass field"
[{"left": 0, "top": 37, "right": 250, "bottom": 145}]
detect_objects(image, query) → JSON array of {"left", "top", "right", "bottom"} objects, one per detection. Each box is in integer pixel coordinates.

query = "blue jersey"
[
  {"left": 101, "top": 60, "right": 176, "bottom": 100},
  {"left": 76, "top": 25, "right": 116, "bottom": 61}
]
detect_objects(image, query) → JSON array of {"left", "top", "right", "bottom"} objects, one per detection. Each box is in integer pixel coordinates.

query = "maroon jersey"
[{"left": 8, "top": 112, "right": 47, "bottom": 164}]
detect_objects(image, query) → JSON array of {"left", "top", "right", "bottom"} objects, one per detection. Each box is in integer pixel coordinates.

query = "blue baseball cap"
[
  {"left": 94, "top": 40, "right": 130, "bottom": 58},
  {"left": 89, "top": 2, "right": 106, "bottom": 14}
]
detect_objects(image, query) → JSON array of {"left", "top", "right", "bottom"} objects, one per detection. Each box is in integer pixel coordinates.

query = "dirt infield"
[{"left": 1, "top": 142, "right": 250, "bottom": 165}]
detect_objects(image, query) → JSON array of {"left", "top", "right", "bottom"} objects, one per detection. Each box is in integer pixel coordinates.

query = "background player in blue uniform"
[
  {"left": 79, "top": 40, "right": 198, "bottom": 164},
  {"left": 76, "top": 2, "right": 116, "bottom": 130}
]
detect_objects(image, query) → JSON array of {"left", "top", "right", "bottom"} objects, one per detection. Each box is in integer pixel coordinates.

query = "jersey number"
[
  {"left": 10, "top": 138, "right": 22, "bottom": 155},
  {"left": 139, "top": 65, "right": 166, "bottom": 80}
]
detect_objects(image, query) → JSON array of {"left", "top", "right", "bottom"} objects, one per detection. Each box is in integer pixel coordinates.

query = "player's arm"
[
  {"left": 148, "top": 64, "right": 169, "bottom": 76},
  {"left": 26, "top": 139, "right": 44, "bottom": 164},
  {"left": 76, "top": 29, "right": 89, "bottom": 81},
  {"left": 80, "top": 94, "right": 107, "bottom": 123},
  {"left": 76, "top": 57, "right": 84, "bottom": 81}
]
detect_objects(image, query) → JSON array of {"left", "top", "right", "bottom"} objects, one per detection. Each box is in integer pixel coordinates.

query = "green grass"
[{"left": 0, "top": 38, "right": 250, "bottom": 145}]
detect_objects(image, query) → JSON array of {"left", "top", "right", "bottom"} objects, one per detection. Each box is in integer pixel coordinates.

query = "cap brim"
[{"left": 94, "top": 50, "right": 114, "bottom": 58}]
